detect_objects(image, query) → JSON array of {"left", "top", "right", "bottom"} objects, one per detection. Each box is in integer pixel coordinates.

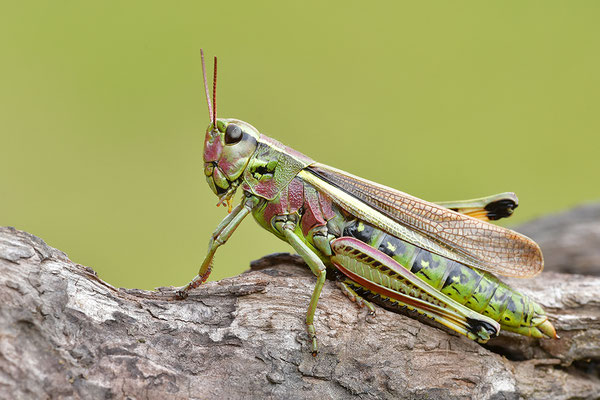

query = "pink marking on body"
[
  {"left": 301, "top": 186, "right": 326, "bottom": 236},
  {"left": 263, "top": 201, "right": 285, "bottom": 226},
  {"left": 203, "top": 133, "right": 222, "bottom": 162},
  {"left": 217, "top": 158, "right": 234, "bottom": 175},
  {"left": 287, "top": 178, "right": 304, "bottom": 214},
  {"left": 251, "top": 178, "right": 279, "bottom": 200},
  {"left": 318, "top": 191, "right": 336, "bottom": 220}
]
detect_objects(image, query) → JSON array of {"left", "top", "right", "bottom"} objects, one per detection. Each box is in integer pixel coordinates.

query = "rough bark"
[
  {"left": 0, "top": 207, "right": 599, "bottom": 399},
  {"left": 516, "top": 202, "right": 600, "bottom": 276}
]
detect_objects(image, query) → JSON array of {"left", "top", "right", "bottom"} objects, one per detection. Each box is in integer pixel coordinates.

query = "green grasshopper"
[{"left": 178, "top": 51, "right": 557, "bottom": 354}]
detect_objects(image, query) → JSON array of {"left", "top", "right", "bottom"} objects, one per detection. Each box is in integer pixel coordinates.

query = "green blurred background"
[{"left": 1, "top": 2, "right": 599, "bottom": 290}]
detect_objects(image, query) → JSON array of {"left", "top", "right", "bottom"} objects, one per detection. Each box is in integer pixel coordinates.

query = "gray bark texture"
[
  {"left": 516, "top": 202, "right": 600, "bottom": 276},
  {"left": 1, "top": 204, "right": 599, "bottom": 399}
]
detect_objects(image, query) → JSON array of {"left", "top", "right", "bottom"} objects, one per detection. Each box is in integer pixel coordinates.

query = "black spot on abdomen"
[
  {"left": 378, "top": 234, "right": 406, "bottom": 258},
  {"left": 411, "top": 249, "right": 439, "bottom": 274},
  {"left": 343, "top": 220, "right": 376, "bottom": 243}
]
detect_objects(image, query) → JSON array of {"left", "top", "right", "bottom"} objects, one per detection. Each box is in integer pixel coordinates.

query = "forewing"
[{"left": 306, "top": 163, "right": 543, "bottom": 277}]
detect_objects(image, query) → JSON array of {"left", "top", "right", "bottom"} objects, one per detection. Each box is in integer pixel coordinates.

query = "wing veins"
[{"left": 306, "top": 163, "right": 543, "bottom": 277}]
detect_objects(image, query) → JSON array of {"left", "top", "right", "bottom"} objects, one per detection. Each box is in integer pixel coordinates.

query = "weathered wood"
[
  {"left": 517, "top": 202, "right": 600, "bottom": 276},
  {"left": 0, "top": 224, "right": 599, "bottom": 399}
]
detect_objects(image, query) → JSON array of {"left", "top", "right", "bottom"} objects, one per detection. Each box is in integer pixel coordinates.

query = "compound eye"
[{"left": 225, "top": 124, "right": 243, "bottom": 145}]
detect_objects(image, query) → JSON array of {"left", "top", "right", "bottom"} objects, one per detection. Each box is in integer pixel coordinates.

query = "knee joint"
[{"left": 272, "top": 214, "right": 299, "bottom": 233}]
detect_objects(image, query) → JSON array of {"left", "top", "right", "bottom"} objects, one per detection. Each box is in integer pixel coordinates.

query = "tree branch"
[{"left": 0, "top": 217, "right": 599, "bottom": 399}]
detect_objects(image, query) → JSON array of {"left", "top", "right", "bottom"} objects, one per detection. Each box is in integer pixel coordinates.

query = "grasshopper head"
[
  {"left": 198, "top": 51, "right": 260, "bottom": 208},
  {"left": 198, "top": 51, "right": 311, "bottom": 207},
  {"left": 203, "top": 118, "right": 259, "bottom": 200}
]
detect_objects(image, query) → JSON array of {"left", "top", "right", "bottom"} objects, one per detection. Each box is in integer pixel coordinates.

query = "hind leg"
[{"left": 337, "top": 281, "right": 376, "bottom": 315}]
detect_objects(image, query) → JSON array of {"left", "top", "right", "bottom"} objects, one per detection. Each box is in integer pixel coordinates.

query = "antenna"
[
  {"left": 200, "top": 49, "right": 213, "bottom": 124},
  {"left": 212, "top": 56, "right": 218, "bottom": 127}
]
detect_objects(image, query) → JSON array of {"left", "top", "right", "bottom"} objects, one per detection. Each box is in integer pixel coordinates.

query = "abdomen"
[{"left": 342, "top": 219, "right": 539, "bottom": 333}]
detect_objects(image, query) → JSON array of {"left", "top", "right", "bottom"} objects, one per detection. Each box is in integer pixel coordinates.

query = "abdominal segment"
[{"left": 341, "top": 219, "right": 539, "bottom": 332}]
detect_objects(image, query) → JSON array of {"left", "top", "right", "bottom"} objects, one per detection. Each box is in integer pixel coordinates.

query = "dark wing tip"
[{"left": 485, "top": 198, "right": 518, "bottom": 221}]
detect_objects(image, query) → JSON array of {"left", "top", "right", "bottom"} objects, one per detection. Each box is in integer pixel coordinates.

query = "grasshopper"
[{"left": 178, "top": 51, "right": 557, "bottom": 354}]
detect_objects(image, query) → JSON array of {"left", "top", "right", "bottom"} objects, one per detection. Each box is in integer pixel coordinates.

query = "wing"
[
  {"left": 300, "top": 163, "right": 543, "bottom": 278},
  {"left": 435, "top": 192, "right": 519, "bottom": 222}
]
